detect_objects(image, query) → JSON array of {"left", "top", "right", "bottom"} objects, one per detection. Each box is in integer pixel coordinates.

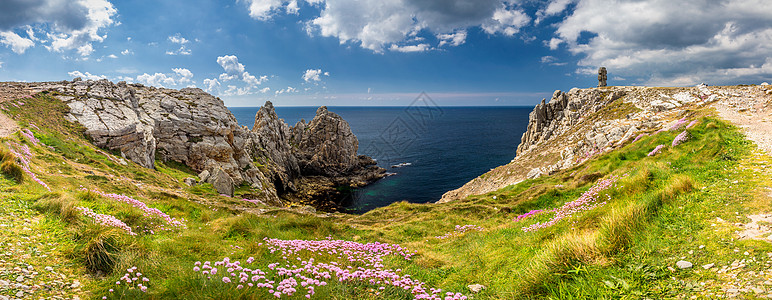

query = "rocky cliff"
[
  {"left": 29, "top": 78, "right": 385, "bottom": 207},
  {"left": 439, "top": 85, "right": 732, "bottom": 203}
]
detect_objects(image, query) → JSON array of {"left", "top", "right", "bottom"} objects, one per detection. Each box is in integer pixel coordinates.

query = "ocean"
[{"left": 228, "top": 106, "right": 532, "bottom": 213}]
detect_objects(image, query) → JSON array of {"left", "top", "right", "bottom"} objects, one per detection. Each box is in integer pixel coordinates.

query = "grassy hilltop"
[{"left": 1, "top": 89, "right": 772, "bottom": 299}]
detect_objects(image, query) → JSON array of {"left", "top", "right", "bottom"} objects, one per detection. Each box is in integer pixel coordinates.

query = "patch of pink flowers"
[
  {"left": 671, "top": 131, "right": 689, "bottom": 147},
  {"left": 522, "top": 175, "right": 619, "bottom": 232},
  {"left": 670, "top": 117, "right": 688, "bottom": 131},
  {"left": 648, "top": 144, "right": 666, "bottom": 157},
  {"left": 685, "top": 120, "right": 698, "bottom": 129},
  {"left": 513, "top": 209, "right": 545, "bottom": 222},
  {"left": 632, "top": 133, "right": 647, "bottom": 143},
  {"left": 435, "top": 225, "right": 485, "bottom": 239},
  {"left": 5, "top": 142, "right": 50, "bottom": 191},
  {"left": 21, "top": 129, "right": 40, "bottom": 146},
  {"left": 76, "top": 206, "right": 136, "bottom": 235},
  {"left": 106, "top": 266, "right": 149, "bottom": 298},
  {"left": 94, "top": 190, "right": 186, "bottom": 230},
  {"left": 194, "top": 237, "right": 467, "bottom": 299}
]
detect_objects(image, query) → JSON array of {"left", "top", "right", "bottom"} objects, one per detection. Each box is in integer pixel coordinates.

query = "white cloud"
[
  {"left": 166, "top": 33, "right": 192, "bottom": 55},
  {"left": 118, "top": 68, "right": 198, "bottom": 88},
  {"left": 540, "top": 55, "right": 566, "bottom": 66},
  {"left": 437, "top": 30, "right": 467, "bottom": 47},
  {"left": 203, "top": 78, "right": 221, "bottom": 93},
  {"left": 76, "top": 44, "right": 93, "bottom": 56},
  {"left": 389, "top": 43, "right": 432, "bottom": 53},
  {"left": 302, "top": 69, "right": 329, "bottom": 82},
  {"left": 45, "top": 0, "right": 118, "bottom": 56},
  {"left": 208, "top": 55, "right": 269, "bottom": 95},
  {"left": 0, "top": 61, "right": 3, "bottom": 68},
  {"left": 172, "top": 68, "right": 194, "bottom": 84},
  {"left": 547, "top": 37, "right": 563, "bottom": 50},
  {"left": 217, "top": 55, "right": 246, "bottom": 78},
  {"left": 121, "top": 49, "right": 133, "bottom": 55},
  {"left": 168, "top": 34, "right": 189, "bottom": 45},
  {"left": 275, "top": 86, "right": 297, "bottom": 95},
  {"left": 0, "top": 31, "right": 35, "bottom": 54},
  {"left": 106, "top": 54, "right": 117, "bottom": 58},
  {"left": 241, "top": 0, "right": 529, "bottom": 53},
  {"left": 552, "top": 0, "right": 772, "bottom": 85},
  {"left": 136, "top": 73, "right": 177, "bottom": 87},
  {"left": 481, "top": 5, "right": 531, "bottom": 36},
  {"left": 535, "top": 0, "right": 575, "bottom": 24},
  {"left": 68, "top": 70, "right": 107, "bottom": 81}
]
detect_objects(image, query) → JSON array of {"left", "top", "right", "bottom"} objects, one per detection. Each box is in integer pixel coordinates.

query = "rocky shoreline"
[{"left": 23, "top": 79, "right": 385, "bottom": 209}]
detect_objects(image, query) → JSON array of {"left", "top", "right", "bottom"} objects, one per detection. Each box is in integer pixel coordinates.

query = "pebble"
[
  {"left": 677, "top": 260, "right": 693, "bottom": 269},
  {"left": 702, "top": 263, "right": 715, "bottom": 269},
  {"left": 468, "top": 284, "right": 486, "bottom": 293}
]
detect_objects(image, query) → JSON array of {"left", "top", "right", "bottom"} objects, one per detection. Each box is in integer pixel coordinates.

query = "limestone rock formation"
[
  {"left": 251, "top": 101, "right": 300, "bottom": 194},
  {"left": 28, "top": 79, "right": 384, "bottom": 208},
  {"left": 207, "top": 167, "right": 235, "bottom": 197},
  {"left": 440, "top": 85, "right": 720, "bottom": 203}
]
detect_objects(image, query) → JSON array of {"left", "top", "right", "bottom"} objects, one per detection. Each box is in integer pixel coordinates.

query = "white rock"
[
  {"left": 468, "top": 284, "right": 486, "bottom": 293},
  {"left": 702, "top": 263, "right": 715, "bottom": 269},
  {"left": 676, "top": 260, "right": 693, "bottom": 269}
]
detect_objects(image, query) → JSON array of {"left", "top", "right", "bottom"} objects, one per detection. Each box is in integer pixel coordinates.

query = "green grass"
[{"left": 2, "top": 93, "right": 770, "bottom": 299}]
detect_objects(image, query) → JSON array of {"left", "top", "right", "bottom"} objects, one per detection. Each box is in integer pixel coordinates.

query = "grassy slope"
[{"left": 1, "top": 92, "right": 770, "bottom": 299}]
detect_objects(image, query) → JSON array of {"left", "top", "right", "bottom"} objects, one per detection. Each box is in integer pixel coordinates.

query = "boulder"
[{"left": 207, "top": 167, "right": 234, "bottom": 197}]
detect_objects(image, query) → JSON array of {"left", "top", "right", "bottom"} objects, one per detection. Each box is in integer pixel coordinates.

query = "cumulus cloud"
[
  {"left": 136, "top": 73, "right": 177, "bottom": 87},
  {"left": 203, "top": 78, "right": 220, "bottom": 93},
  {"left": 0, "top": 0, "right": 116, "bottom": 57},
  {"left": 172, "top": 68, "right": 194, "bottom": 84},
  {"left": 67, "top": 70, "right": 107, "bottom": 81},
  {"left": 437, "top": 31, "right": 467, "bottom": 47},
  {"left": 121, "top": 49, "right": 133, "bottom": 55},
  {"left": 166, "top": 33, "right": 192, "bottom": 55},
  {"left": 551, "top": 0, "right": 772, "bottom": 85},
  {"left": 0, "top": 31, "right": 35, "bottom": 54},
  {"left": 241, "top": 0, "right": 529, "bottom": 52},
  {"left": 302, "top": 69, "right": 329, "bottom": 82},
  {"left": 481, "top": 5, "right": 531, "bottom": 36},
  {"left": 207, "top": 55, "right": 269, "bottom": 96},
  {"left": 535, "top": 0, "right": 575, "bottom": 24}
]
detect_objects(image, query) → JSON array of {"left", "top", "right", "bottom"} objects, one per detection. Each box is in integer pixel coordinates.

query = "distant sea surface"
[{"left": 228, "top": 106, "right": 531, "bottom": 213}]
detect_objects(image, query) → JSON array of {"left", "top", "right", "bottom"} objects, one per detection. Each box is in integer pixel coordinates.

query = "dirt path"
[
  {"left": 0, "top": 112, "right": 18, "bottom": 138},
  {"left": 0, "top": 82, "right": 32, "bottom": 138},
  {"left": 712, "top": 85, "right": 772, "bottom": 155}
]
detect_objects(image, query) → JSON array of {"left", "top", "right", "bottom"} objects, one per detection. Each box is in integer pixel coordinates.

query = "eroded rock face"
[
  {"left": 289, "top": 106, "right": 386, "bottom": 202},
  {"left": 439, "top": 85, "right": 711, "bottom": 203},
  {"left": 29, "top": 79, "right": 383, "bottom": 208},
  {"left": 293, "top": 106, "right": 359, "bottom": 177}
]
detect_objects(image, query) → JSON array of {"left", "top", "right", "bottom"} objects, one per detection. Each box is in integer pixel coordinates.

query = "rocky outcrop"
[
  {"left": 29, "top": 79, "right": 384, "bottom": 208},
  {"left": 290, "top": 107, "right": 386, "bottom": 199},
  {"left": 440, "top": 85, "right": 720, "bottom": 203},
  {"left": 251, "top": 101, "right": 300, "bottom": 194}
]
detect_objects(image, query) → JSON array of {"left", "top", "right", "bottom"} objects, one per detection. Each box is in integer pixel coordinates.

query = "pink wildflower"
[{"left": 648, "top": 144, "right": 666, "bottom": 157}]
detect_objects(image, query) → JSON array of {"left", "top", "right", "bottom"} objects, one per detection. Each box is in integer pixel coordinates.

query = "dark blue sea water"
[{"left": 228, "top": 106, "right": 531, "bottom": 213}]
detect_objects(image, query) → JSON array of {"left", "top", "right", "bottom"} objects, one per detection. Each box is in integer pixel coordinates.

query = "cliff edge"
[
  {"left": 25, "top": 78, "right": 385, "bottom": 207},
  {"left": 440, "top": 84, "right": 772, "bottom": 203}
]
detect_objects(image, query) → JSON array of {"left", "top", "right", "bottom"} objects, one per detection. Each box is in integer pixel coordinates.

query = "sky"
[{"left": 0, "top": 0, "right": 771, "bottom": 107}]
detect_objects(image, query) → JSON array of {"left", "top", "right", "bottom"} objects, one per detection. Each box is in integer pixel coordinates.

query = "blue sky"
[{"left": 1, "top": 0, "right": 771, "bottom": 106}]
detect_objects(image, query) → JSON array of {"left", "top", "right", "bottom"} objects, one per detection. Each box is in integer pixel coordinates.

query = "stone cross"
[{"left": 598, "top": 67, "right": 607, "bottom": 87}]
